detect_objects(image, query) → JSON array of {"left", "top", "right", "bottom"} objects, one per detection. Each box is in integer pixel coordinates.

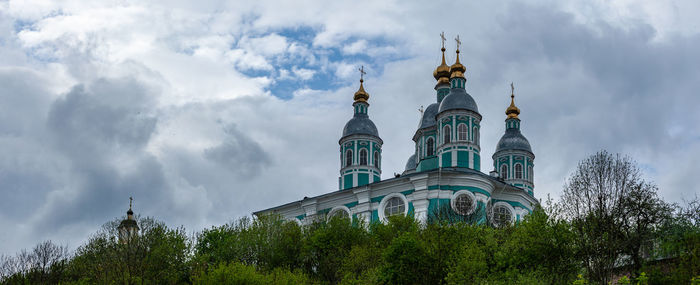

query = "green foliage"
[
  {"left": 66, "top": 216, "right": 191, "bottom": 284},
  {"left": 379, "top": 233, "right": 433, "bottom": 284},
  {"left": 302, "top": 215, "right": 369, "bottom": 284},
  {"left": 193, "top": 262, "right": 313, "bottom": 285},
  {"left": 636, "top": 272, "right": 648, "bottom": 285},
  {"left": 2, "top": 179, "right": 698, "bottom": 285},
  {"left": 572, "top": 274, "right": 587, "bottom": 285},
  {"left": 618, "top": 275, "right": 631, "bottom": 284}
]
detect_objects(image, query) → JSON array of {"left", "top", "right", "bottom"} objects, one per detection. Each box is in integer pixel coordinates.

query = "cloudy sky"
[{"left": 1, "top": 0, "right": 699, "bottom": 255}]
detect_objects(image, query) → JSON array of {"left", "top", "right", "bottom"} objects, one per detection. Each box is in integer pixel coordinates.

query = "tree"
[
  {"left": 68, "top": 216, "right": 191, "bottom": 284},
  {"left": 560, "top": 150, "right": 671, "bottom": 283},
  {"left": 0, "top": 240, "right": 70, "bottom": 284}
]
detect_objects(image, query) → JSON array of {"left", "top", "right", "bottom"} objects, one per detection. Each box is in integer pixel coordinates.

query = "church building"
[{"left": 254, "top": 35, "right": 538, "bottom": 226}]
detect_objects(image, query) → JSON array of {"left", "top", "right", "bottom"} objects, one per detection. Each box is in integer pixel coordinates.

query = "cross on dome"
[
  {"left": 440, "top": 32, "right": 446, "bottom": 49},
  {"left": 359, "top": 65, "right": 366, "bottom": 82},
  {"left": 455, "top": 35, "right": 461, "bottom": 51}
]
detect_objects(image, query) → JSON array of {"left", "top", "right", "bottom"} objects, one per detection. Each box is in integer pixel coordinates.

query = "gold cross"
[
  {"left": 359, "top": 65, "right": 366, "bottom": 81},
  {"left": 455, "top": 35, "right": 461, "bottom": 50},
  {"left": 129, "top": 196, "right": 133, "bottom": 209},
  {"left": 440, "top": 32, "right": 446, "bottom": 49}
]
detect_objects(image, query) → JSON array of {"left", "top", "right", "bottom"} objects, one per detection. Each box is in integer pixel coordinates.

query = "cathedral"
[{"left": 255, "top": 36, "right": 538, "bottom": 226}]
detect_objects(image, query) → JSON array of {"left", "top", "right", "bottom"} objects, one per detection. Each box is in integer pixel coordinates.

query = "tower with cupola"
[
  {"left": 407, "top": 33, "right": 452, "bottom": 174},
  {"left": 492, "top": 84, "right": 535, "bottom": 196},
  {"left": 118, "top": 197, "right": 139, "bottom": 244},
  {"left": 435, "top": 36, "right": 482, "bottom": 170},
  {"left": 339, "top": 67, "right": 383, "bottom": 190}
]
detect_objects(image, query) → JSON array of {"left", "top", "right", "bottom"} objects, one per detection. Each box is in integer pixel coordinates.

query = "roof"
[
  {"left": 341, "top": 113, "right": 379, "bottom": 139},
  {"left": 418, "top": 103, "right": 439, "bottom": 129},
  {"left": 437, "top": 88, "right": 479, "bottom": 114},
  {"left": 495, "top": 128, "right": 533, "bottom": 154},
  {"left": 404, "top": 154, "right": 417, "bottom": 171}
]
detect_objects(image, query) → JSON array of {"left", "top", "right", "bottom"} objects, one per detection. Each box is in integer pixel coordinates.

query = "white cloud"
[
  {"left": 342, "top": 39, "right": 367, "bottom": 54},
  {"left": 292, "top": 66, "right": 315, "bottom": 80}
]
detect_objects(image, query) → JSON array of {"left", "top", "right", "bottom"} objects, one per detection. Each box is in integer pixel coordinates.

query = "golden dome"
[
  {"left": 450, "top": 49, "right": 466, "bottom": 79},
  {"left": 433, "top": 47, "right": 451, "bottom": 81},
  {"left": 506, "top": 84, "right": 520, "bottom": 119},
  {"left": 353, "top": 79, "right": 369, "bottom": 102}
]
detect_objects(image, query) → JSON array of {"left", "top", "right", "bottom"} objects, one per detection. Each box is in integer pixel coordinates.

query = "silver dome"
[
  {"left": 418, "top": 103, "right": 439, "bottom": 129},
  {"left": 404, "top": 153, "right": 417, "bottom": 171},
  {"left": 495, "top": 128, "right": 532, "bottom": 153},
  {"left": 341, "top": 113, "right": 379, "bottom": 139},
  {"left": 438, "top": 88, "right": 479, "bottom": 114}
]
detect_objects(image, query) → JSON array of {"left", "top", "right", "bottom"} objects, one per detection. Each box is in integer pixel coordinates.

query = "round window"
[
  {"left": 492, "top": 205, "right": 512, "bottom": 227},
  {"left": 454, "top": 194, "right": 474, "bottom": 215},
  {"left": 384, "top": 197, "right": 406, "bottom": 218}
]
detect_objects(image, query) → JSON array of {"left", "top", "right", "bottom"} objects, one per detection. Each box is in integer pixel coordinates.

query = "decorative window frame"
[
  {"left": 451, "top": 190, "right": 477, "bottom": 215},
  {"left": 457, "top": 123, "right": 468, "bottom": 141},
  {"left": 514, "top": 163, "right": 523, "bottom": 179},
  {"left": 473, "top": 126, "right": 479, "bottom": 143},
  {"left": 426, "top": 137, "right": 435, "bottom": 156},
  {"left": 443, "top": 125, "right": 451, "bottom": 144},
  {"left": 491, "top": 202, "right": 516, "bottom": 227},
  {"left": 373, "top": 151, "right": 380, "bottom": 168},
  {"left": 359, "top": 149, "right": 368, "bottom": 165},
  {"left": 500, "top": 164, "right": 508, "bottom": 179},
  {"left": 378, "top": 193, "right": 409, "bottom": 222},
  {"left": 327, "top": 206, "right": 352, "bottom": 222},
  {"left": 345, "top": 149, "right": 353, "bottom": 167}
]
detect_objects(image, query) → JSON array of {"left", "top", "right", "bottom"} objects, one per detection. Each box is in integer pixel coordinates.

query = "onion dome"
[
  {"left": 418, "top": 103, "right": 439, "bottom": 129},
  {"left": 449, "top": 49, "right": 466, "bottom": 79},
  {"left": 506, "top": 92, "right": 520, "bottom": 119},
  {"left": 433, "top": 47, "right": 451, "bottom": 85},
  {"left": 353, "top": 79, "right": 369, "bottom": 102},
  {"left": 404, "top": 153, "right": 417, "bottom": 171}
]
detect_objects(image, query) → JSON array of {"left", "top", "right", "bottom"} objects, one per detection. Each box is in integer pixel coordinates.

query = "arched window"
[
  {"left": 473, "top": 126, "right": 479, "bottom": 143},
  {"left": 515, "top": 163, "right": 523, "bottom": 179},
  {"left": 500, "top": 164, "right": 508, "bottom": 179},
  {"left": 345, "top": 149, "right": 352, "bottom": 167},
  {"left": 328, "top": 208, "right": 350, "bottom": 221},
  {"left": 384, "top": 197, "right": 406, "bottom": 218},
  {"left": 457, "top": 123, "right": 468, "bottom": 141},
  {"left": 426, "top": 137, "right": 434, "bottom": 156},
  {"left": 373, "top": 151, "right": 380, "bottom": 168},
  {"left": 359, "top": 149, "right": 368, "bottom": 165},
  {"left": 443, "top": 125, "right": 451, "bottom": 144},
  {"left": 492, "top": 205, "right": 512, "bottom": 227},
  {"left": 529, "top": 165, "right": 534, "bottom": 182}
]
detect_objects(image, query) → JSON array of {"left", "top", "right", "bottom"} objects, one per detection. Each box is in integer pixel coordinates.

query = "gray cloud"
[{"left": 204, "top": 124, "right": 272, "bottom": 179}]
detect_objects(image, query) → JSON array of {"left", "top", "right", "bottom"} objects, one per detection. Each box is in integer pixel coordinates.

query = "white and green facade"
[{"left": 255, "top": 46, "right": 538, "bottom": 226}]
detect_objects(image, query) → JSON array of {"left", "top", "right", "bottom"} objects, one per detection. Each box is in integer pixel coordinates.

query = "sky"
[{"left": 1, "top": 0, "right": 699, "bottom": 255}]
